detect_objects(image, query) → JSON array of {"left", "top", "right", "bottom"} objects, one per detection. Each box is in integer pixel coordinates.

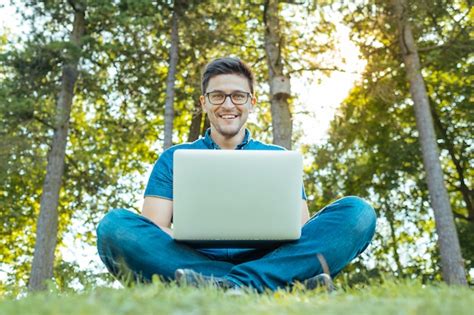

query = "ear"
[
  {"left": 249, "top": 95, "right": 257, "bottom": 112},
  {"left": 200, "top": 95, "right": 207, "bottom": 113}
]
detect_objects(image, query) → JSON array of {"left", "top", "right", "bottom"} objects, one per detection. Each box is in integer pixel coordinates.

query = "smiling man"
[
  {"left": 201, "top": 73, "right": 254, "bottom": 148},
  {"left": 96, "top": 57, "right": 376, "bottom": 292}
]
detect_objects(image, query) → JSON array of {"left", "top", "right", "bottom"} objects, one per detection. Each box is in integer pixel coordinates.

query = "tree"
[
  {"left": 1, "top": 0, "right": 172, "bottom": 291},
  {"left": 28, "top": 0, "right": 86, "bottom": 291},
  {"left": 263, "top": 0, "right": 292, "bottom": 149},
  {"left": 163, "top": 0, "right": 183, "bottom": 149},
  {"left": 303, "top": 0, "right": 472, "bottom": 283},
  {"left": 390, "top": 0, "right": 467, "bottom": 285}
]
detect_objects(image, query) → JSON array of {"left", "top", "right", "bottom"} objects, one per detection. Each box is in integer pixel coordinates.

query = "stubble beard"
[{"left": 213, "top": 121, "right": 245, "bottom": 139}]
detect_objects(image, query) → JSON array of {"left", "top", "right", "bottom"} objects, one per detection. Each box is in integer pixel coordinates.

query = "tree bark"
[
  {"left": 187, "top": 103, "right": 203, "bottom": 142},
  {"left": 264, "top": 0, "right": 292, "bottom": 149},
  {"left": 29, "top": 2, "right": 86, "bottom": 291},
  {"left": 163, "top": 0, "right": 181, "bottom": 150},
  {"left": 202, "top": 114, "right": 210, "bottom": 136},
  {"left": 385, "top": 203, "right": 404, "bottom": 277},
  {"left": 391, "top": 0, "right": 467, "bottom": 286}
]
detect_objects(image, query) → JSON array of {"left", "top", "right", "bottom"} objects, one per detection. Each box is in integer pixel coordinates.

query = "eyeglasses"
[{"left": 205, "top": 91, "right": 251, "bottom": 106}]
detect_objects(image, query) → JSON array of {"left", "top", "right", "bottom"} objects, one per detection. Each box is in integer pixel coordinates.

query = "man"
[{"left": 97, "top": 57, "right": 376, "bottom": 292}]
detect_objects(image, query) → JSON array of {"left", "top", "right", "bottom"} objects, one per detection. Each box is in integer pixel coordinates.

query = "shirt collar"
[{"left": 203, "top": 128, "right": 251, "bottom": 150}]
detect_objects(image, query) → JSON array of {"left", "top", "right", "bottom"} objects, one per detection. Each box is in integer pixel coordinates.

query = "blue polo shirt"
[{"left": 144, "top": 128, "right": 307, "bottom": 200}]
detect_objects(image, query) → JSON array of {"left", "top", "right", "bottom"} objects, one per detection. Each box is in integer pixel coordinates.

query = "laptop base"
[{"left": 174, "top": 239, "right": 297, "bottom": 249}]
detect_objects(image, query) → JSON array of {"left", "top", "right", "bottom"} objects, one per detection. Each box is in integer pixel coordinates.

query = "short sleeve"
[{"left": 144, "top": 150, "right": 173, "bottom": 200}]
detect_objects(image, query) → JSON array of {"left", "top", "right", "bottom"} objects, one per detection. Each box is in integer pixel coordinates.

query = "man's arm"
[
  {"left": 301, "top": 200, "right": 310, "bottom": 225},
  {"left": 142, "top": 196, "right": 173, "bottom": 237},
  {"left": 142, "top": 196, "right": 308, "bottom": 233}
]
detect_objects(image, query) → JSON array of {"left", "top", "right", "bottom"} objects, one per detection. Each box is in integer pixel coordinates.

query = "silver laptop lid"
[{"left": 173, "top": 150, "right": 302, "bottom": 244}]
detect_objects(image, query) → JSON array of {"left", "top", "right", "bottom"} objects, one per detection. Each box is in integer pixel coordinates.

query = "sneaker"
[
  {"left": 302, "top": 273, "right": 335, "bottom": 292},
  {"left": 175, "top": 268, "right": 238, "bottom": 290}
]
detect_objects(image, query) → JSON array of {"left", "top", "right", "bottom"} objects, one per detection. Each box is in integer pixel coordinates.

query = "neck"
[{"left": 210, "top": 127, "right": 246, "bottom": 150}]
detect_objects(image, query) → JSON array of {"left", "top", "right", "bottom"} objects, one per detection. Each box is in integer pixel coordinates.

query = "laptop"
[{"left": 172, "top": 149, "right": 302, "bottom": 247}]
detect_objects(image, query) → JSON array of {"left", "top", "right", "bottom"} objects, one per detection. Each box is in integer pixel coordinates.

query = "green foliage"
[
  {"left": 303, "top": 0, "right": 473, "bottom": 280},
  {"left": 1, "top": 0, "right": 340, "bottom": 291}
]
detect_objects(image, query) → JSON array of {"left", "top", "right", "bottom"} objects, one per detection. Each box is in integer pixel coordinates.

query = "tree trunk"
[
  {"left": 202, "top": 115, "right": 210, "bottom": 136},
  {"left": 385, "top": 204, "right": 404, "bottom": 277},
  {"left": 187, "top": 103, "right": 203, "bottom": 142},
  {"left": 163, "top": 0, "right": 181, "bottom": 150},
  {"left": 391, "top": 0, "right": 467, "bottom": 286},
  {"left": 263, "top": 0, "right": 292, "bottom": 149},
  {"left": 29, "top": 2, "right": 86, "bottom": 291}
]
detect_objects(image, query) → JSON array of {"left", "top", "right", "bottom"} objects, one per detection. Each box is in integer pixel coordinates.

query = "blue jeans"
[{"left": 96, "top": 196, "right": 376, "bottom": 292}]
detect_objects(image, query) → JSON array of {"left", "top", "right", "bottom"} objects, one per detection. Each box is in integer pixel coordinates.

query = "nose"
[{"left": 221, "top": 95, "right": 235, "bottom": 109}]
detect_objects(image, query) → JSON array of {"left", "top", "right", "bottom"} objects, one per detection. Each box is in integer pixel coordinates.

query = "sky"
[
  {"left": 292, "top": 26, "right": 366, "bottom": 145},
  {"left": 0, "top": 3, "right": 366, "bottom": 286}
]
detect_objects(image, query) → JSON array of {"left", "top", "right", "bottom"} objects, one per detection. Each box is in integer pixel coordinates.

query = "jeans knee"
[
  {"left": 97, "top": 209, "right": 128, "bottom": 234},
  {"left": 97, "top": 209, "right": 138, "bottom": 248},
  {"left": 338, "top": 196, "right": 376, "bottom": 237}
]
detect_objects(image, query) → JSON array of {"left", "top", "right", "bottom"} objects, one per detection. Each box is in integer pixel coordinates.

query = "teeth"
[{"left": 221, "top": 115, "right": 237, "bottom": 119}]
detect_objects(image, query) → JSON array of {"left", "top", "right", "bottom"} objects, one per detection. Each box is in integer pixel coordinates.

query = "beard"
[{"left": 213, "top": 122, "right": 244, "bottom": 139}]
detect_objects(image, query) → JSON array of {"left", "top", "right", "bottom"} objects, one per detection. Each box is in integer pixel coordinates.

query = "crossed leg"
[
  {"left": 96, "top": 209, "right": 234, "bottom": 282},
  {"left": 97, "top": 196, "right": 376, "bottom": 291},
  {"left": 223, "top": 196, "right": 377, "bottom": 291}
]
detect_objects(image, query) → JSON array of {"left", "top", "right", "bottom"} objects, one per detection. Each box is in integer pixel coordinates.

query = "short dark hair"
[{"left": 201, "top": 57, "right": 255, "bottom": 95}]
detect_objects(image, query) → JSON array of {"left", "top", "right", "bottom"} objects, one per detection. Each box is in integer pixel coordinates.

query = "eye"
[
  {"left": 232, "top": 92, "right": 246, "bottom": 100},
  {"left": 209, "top": 92, "right": 225, "bottom": 102}
]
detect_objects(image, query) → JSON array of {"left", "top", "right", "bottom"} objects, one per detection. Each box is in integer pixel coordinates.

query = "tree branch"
[
  {"left": 453, "top": 212, "right": 472, "bottom": 222},
  {"left": 251, "top": 56, "right": 266, "bottom": 69},
  {"left": 287, "top": 66, "right": 357, "bottom": 75},
  {"left": 34, "top": 116, "right": 55, "bottom": 130},
  {"left": 281, "top": 0, "right": 306, "bottom": 4}
]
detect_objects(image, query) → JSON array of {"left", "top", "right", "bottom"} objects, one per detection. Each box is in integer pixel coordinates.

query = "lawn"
[{"left": 1, "top": 279, "right": 472, "bottom": 315}]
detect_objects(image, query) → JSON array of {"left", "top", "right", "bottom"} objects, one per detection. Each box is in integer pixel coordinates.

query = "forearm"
[{"left": 141, "top": 211, "right": 173, "bottom": 237}]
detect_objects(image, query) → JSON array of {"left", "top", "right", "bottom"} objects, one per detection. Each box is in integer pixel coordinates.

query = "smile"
[{"left": 218, "top": 114, "right": 239, "bottom": 119}]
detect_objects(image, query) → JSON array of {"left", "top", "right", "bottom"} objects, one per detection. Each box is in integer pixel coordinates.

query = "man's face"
[{"left": 200, "top": 74, "right": 256, "bottom": 139}]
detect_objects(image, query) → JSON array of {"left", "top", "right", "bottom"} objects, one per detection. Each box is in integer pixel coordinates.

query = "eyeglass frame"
[{"left": 204, "top": 91, "right": 252, "bottom": 106}]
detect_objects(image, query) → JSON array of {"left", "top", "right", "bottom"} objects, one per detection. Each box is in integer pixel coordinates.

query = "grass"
[{"left": 1, "top": 279, "right": 473, "bottom": 315}]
